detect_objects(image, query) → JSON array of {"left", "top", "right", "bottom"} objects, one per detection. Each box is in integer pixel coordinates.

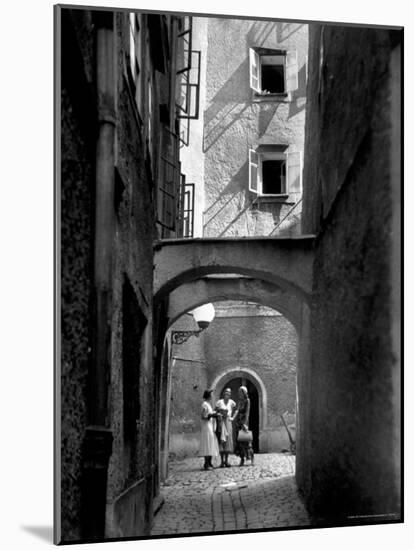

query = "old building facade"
[
  {"left": 168, "top": 17, "right": 308, "bottom": 460},
  {"left": 58, "top": 7, "right": 198, "bottom": 542},
  {"left": 58, "top": 5, "right": 401, "bottom": 543}
]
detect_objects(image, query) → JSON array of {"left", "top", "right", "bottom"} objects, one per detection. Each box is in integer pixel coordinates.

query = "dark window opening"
[
  {"left": 122, "top": 276, "right": 148, "bottom": 447},
  {"left": 262, "top": 159, "right": 286, "bottom": 194},
  {"left": 261, "top": 64, "right": 285, "bottom": 93},
  {"left": 224, "top": 377, "right": 260, "bottom": 453}
]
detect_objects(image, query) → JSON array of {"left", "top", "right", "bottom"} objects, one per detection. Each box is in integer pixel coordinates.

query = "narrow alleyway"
[{"left": 151, "top": 453, "right": 311, "bottom": 536}]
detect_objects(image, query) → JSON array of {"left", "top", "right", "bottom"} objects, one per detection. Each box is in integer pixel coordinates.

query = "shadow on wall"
[
  {"left": 203, "top": 102, "right": 250, "bottom": 153},
  {"left": 246, "top": 20, "right": 278, "bottom": 47},
  {"left": 246, "top": 20, "right": 305, "bottom": 48},
  {"left": 203, "top": 21, "right": 307, "bottom": 152},
  {"left": 203, "top": 162, "right": 252, "bottom": 234},
  {"left": 247, "top": 20, "right": 305, "bottom": 48},
  {"left": 203, "top": 53, "right": 251, "bottom": 153},
  {"left": 277, "top": 22, "right": 305, "bottom": 43},
  {"left": 205, "top": 59, "right": 250, "bottom": 121},
  {"left": 288, "top": 64, "right": 307, "bottom": 120},
  {"left": 258, "top": 103, "right": 281, "bottom": 137}
]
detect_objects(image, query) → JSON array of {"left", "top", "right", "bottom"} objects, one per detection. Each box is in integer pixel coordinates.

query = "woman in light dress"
[
  {"left": 215, "top": 388, "right": 236, "bottom": 467},
  {"left": 199, "top": 389, "right": 219, "bottom": 470}
]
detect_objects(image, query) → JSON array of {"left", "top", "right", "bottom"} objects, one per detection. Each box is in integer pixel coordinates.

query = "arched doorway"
[{"left": 218, "top": 377, "right": 260, "bottom": 453}]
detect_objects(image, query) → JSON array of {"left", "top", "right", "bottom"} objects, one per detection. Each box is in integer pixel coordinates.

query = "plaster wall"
[
  {"left": 300, "top": 25, "right": 401, "bottom": 520},
  {"left": 201, "top": 19, "right": 308, "bottom": 237}
]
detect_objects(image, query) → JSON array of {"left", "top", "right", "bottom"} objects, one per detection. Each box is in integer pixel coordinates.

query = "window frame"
[
  {"left": 259, "top": 152, "right": 287, "bottom": 196},
  {"left": 249, "top": 48, "right": 298, "bottom": 100},
  {"left": 248, "top": 147, "right": 302, "bottom": 197}
]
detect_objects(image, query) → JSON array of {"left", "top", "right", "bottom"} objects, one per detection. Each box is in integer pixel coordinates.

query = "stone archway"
[
  {"left": 166, "top": 277, "right": 302, "bottom": 334},
  {"left": 210, "top": 367, "right": 269, "bottom": 452},
  {"left": 154, "top": 236, "right": 315, "bottom": 305}
]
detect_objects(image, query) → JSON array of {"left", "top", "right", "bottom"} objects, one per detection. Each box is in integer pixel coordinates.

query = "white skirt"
[{"left": 199, "top": 419, "right": 219, "bottom": 456}]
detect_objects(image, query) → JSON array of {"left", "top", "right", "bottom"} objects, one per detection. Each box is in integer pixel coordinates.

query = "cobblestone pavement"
[{"left": 151, "top": 453, "right": 311, "bottom": 536}]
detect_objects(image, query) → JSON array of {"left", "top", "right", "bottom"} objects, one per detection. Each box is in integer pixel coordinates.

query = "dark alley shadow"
[{"left": 21, "top": 525, "right": 54, "bottom": 543}]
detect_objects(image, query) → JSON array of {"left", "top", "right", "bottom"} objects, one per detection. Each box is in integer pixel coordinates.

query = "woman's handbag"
[{"left": 237, "top": 429, "right": 253, "bottom": 442}]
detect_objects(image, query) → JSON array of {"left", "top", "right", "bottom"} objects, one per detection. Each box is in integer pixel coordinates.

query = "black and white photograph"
[{"left": 53, "top": 1, "right": 402, "bottom": 545}]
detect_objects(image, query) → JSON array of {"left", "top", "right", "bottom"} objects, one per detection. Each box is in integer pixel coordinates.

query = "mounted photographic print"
[{"left": 55, "top": 2, "right": 402, "bottom": 544}]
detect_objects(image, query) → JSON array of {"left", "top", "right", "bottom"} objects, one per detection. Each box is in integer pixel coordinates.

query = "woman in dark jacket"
[{"left": 232, "top": 386, "right": 254, "bottom": 466}]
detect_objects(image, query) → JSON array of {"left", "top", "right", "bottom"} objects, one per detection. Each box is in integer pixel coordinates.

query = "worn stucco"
[{"left": 201, "top": 19, "right": 307, "bottom": 237}]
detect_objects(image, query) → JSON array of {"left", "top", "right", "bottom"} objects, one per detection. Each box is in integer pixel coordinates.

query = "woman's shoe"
[{"left": 239, "top": 459, "right": 244, "bottom": 467}]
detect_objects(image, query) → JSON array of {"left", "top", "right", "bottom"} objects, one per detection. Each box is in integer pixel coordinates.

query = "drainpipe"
[{"left": 81, "top": 11, "right": 115, "bottom": 540}]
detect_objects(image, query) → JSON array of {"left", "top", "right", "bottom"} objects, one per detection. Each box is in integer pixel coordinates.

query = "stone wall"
[
  {"left": 299, "top": 24, "right": 401, "bottom": 521},
  {"left": 59, "top": 9, "right": 168, "bottom": 540},
  {"left": 104, "top": 12, "right": 158, "bottom": 539},
  {"left": 60, "top": 8, "right": 96, "bottom": 541}
]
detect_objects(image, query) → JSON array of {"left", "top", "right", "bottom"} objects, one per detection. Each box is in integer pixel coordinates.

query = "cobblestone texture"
[{"left": 151, "top": 453, "right": 311, "bottom": 536}]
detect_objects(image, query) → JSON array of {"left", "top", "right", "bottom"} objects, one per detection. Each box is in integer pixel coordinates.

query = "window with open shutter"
[
  {"left": 249, "top": 149, "right": 259, "bottom": 193},
  {"left": 287, "top": 151, "right": 302, "bottom": 193},
  {"left": 286, "top": 51, "right": 298, "bottom": 92},
  {"left": 129, "top": 14, "right": 136, "bottom": 81},
  {"left": 158, "top": 127, "right": 180, "bottom": 233},
  {"left": 249, "top": 49, "right": 260, "bottom": 92}
]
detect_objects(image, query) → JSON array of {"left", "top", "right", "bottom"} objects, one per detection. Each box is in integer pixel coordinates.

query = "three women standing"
[{"left": 199, "top": 385, "right": 254, "bottom": 469}]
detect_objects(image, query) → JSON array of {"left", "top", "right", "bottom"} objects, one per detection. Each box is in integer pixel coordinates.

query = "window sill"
[
  {"left": 254, "top": 194, "right": 292, "bottom": 203},
  {"left": 253, "top": 92, "right": 290, "bottom": 103}
]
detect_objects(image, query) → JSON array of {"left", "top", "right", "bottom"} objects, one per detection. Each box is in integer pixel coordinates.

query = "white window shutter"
[
  {"left": 249, "top": 149, "right": 259, "bottom": 193},
  {"left": 129, "top": 14, "right": 136, "bottom": 81},
  {"left": 287, "top": 151, "right": 302, "bottom": 193},
  {"left": 286, "top": 51, "right": 298, "bottom": 92},
  {"left": 249, "top": 48, "right": 260, "bottom": 92}
]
